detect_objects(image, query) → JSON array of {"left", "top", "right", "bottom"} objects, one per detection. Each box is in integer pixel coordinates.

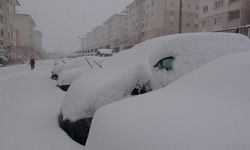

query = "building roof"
[
  {"left": 34, "top": 30, "right": 43, "bottom": 37},
  {"left": 16, "top": 14, "right": 36, "bottom": 26},
  {"left": 103, "top": 14, "right": 128, "bottom": 25}
]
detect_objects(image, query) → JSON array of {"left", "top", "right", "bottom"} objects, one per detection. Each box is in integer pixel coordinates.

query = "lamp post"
[{"left": 179, "top": 0, "right": 183, "bottom": 33}]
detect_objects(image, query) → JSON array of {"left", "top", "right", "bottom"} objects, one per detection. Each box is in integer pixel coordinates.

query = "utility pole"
[{"left": 179, "top": 0, "right": 183, "bottom": 33}]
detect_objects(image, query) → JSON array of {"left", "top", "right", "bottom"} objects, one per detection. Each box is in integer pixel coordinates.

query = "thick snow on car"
[
  {"left": 58, "top": 33, "right": 250, "bottom": 145},
  {"left": 86, "top": 51, "right": 250, "bottom": 150},
  {"left": 57, "top": 57, "right": 106, "bottom": 91}
]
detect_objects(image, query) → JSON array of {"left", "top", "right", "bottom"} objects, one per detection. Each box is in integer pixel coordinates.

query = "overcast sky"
[{"left": 17, "top": 0, "right": 133, "bottom": 53}]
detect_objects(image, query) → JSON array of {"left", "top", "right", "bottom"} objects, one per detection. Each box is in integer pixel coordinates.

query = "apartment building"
[
  {"left": 84, "top": 13, "right": 130, "bottom": 55},
  {"left": 199, "top": 0, "right": 250, "bottom": 32},
  {"left": 33, "top": 30, "right": 42, "bottom": 52},
  {"left": 16, "top": 14, "right": 36, "bottom": 58},
  {"left": 127, "top": 0, "right": 199, "bottom": 44},
  {"left": 83, "top": 0, "right": 199, "bottom": 55},
  {"left": 0, "top": 0, "right": 20, "bottom": 49},
  {"left": 103, "top": 13, "right": 130, "bottom": 52}
]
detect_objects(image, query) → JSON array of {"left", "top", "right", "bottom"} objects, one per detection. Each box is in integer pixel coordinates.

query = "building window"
[
  {"left": 171, "top": 1, "right": 174, "bottom": 7},
  {"left": 214, "top": 0, "right": 224, "bottom": 9},
  {"left": 214, "top": 16, "right": 223, "bottom": 25},
  {"left": 187, "top": 4, "right": 191, "bottom": 9},
  {"left": 0, "top": 15, "right": 3, "bottom": 24},
  {"left": 228, "top": 9, "right": 240, "bottom": 21},
  {"left": 202, "top": 20, "right": 208, "bottom": 28},
  {"left": 203, "top": 6, "right": 208, "bottom": 13},
  {"left": 228, "top": 0, "right": 239, "bottom": 5},
  {"left": 0, "top": 29, "right": 3, "bottom": 38},
  {"left": 170, "top": 11, "right": 174, "bottom": 16}
]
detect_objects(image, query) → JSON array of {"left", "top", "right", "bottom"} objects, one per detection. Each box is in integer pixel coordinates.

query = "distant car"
[
  {"left": 58, "top": 33, "right": 250, "bottom": 145},
  {"left": 57, "top": 57, "right": 105, "bottom": 91},
  {"left": 86, "top": 51, "right": 250, "bottom": 150}
]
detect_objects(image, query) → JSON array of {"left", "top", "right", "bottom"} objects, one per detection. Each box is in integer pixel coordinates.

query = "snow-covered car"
[
  {"left": 58, "top": 33, "right": 250, "bottom": 145},
  {"left": 57, "top": 57, "right": 106, "bottom": 91},
  {"left": 51, "top": 57, "right": 89, "bottom": 80},
  {"left": 86, "top": 51, "right": 250, "bottom": 150}
]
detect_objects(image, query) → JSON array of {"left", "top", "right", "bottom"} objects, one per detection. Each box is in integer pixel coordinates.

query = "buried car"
[
  {"left": 58, "top": 33, "right": 250, "bottom": 145},
  {"left": 57, "top": 57, "right": 106, "bottom": 91},
  {"left": 86, "top": 51, "right": 250, "bottom": 150}
]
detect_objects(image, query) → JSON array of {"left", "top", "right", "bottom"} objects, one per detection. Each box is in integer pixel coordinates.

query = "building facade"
[
  {"left": 16, "top": 14, "right": 36, "bottom": 58},
  {"left": 84, "top": 13, "right": 131, "bottom": 55},
  {"left": 0, "top": 0, "right": 20, "bottom": 49},
  {"left": 127, "top": 0, "right": 199, "bottom": 44},
  {"left": 33, "top": 30, "right": 43, "bottom": 53},
  {"left": 199, "top": 0, "right": 250, "bottom": 32},
  {"left": 83, "top": 0, "right": 199, "bottom": 56}
]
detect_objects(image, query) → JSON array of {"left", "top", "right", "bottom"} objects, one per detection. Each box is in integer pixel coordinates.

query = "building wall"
[
  {"left": 127, "top": 0, "right": 199, "bottom": 44},
  {"left": 0, "top": 0, "right": 19, "bottom": 49},
  {"left": 84, "top": 0, "right": 199, "bottom": 55},
  {"left": 16, "top": 14, "right": 36, "bottom": 58},
  {"left": 33, "top": 30, "right": 42, "bottom": 52},
  {"left": 199, "top": 0, "right": 250, "bottom": 32}
]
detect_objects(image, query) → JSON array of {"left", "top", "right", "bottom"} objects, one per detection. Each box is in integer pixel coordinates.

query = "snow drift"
[{"left": 87, "top": 51, "right": 250, "bottom": 150}]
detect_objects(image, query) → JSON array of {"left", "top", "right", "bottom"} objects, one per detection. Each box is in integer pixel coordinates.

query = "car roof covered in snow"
[
  {"left": 62, "top": 33, "right": 250, "bottom": 121},
  {"left": 87, "top": 51, "right": 250, "bottom": 150},
  {"left": 97, "top": 49, "right": 113, "bottom": 55}
]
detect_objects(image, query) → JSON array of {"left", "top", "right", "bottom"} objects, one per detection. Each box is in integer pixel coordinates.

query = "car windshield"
[{"left": 155, "top": 56, "right": 175, "bottom": 71}]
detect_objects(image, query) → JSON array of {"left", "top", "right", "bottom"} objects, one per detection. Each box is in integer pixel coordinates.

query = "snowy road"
[{"left": 0, "top": 61, "right": 83, "bottom": 150}]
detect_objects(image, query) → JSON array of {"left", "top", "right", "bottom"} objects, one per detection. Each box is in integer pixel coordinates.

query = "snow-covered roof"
[
  {"left": 62, "top": 33, "right": 250, "bottom": 121},
  {"left": 97, "top": 49, "right": 113, "bottom": 55},
  {"left": 87, "top": 51, "right": 250, "bottom": 150}
]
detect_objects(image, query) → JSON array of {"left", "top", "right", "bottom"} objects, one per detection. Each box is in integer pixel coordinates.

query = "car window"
[{"left": 154, "top": 56, "right": 175, "bottom": 71}]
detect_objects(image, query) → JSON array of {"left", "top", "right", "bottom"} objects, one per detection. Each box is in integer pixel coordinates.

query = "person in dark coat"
[{"left": 29, "top": 58, "right": 35, "bottom": 70}]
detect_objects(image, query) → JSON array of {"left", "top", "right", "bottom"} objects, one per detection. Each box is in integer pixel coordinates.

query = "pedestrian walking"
[{"left": 29, "top": 58, "right": 35, "bottom": 70}]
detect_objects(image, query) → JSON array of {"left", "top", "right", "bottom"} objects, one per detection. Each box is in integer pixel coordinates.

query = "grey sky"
[{"left": 17, "top": 0, "right": 133, "bottom": 53}]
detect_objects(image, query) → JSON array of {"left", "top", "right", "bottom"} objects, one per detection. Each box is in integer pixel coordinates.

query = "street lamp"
[{"left": 179, "top": 0, "right": 183, "bottom": 33}]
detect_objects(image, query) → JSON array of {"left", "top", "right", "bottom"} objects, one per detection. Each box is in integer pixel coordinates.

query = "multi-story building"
[
  {"left": 0, "top": 0, "right": 20, "bottom": 49},
  {"left": 33, "top": 30, "right": 42, "bottom": 51},
  {"left": 103, "top": 13, "right": 130, "bottom": 52},
  {"left": 127, "top": 0, "right": 199, "bottom": 44},
  {"left": 83, "top": 0, "right": 199, "bottom": 55},
  {"left": 199, "top": 0, "right": 250, "bottom": 32},
  {"left": 84, "top": 13, "right": 131, "bottom": 55},
  {"left": 16, "top": 14, "right": 36, "bottom": 58}
]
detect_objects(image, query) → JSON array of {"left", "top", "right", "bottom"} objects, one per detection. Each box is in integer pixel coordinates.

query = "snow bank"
[
  {"left": 62, "top": 33, "right": 250, "bottom": 121},
  {"left": 87, "top": 51, "right": 250, "bottom": 150},
  {"left": 0, "top": 60, "right": 83, "bottom": 150}
]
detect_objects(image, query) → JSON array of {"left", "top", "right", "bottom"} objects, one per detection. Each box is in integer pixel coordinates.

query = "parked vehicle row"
[{"left": 54, "top": 33, "right": 250, "bottom": 146}]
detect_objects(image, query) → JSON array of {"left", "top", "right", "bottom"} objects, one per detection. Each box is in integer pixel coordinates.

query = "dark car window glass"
[{"left": 154, "top": 56, "right": 175, "bottom": 71}]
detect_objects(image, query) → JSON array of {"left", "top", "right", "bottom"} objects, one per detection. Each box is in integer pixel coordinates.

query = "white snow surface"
[
  {"left": 52, "top": 56, "right": 105, "bottom": 77},
  {"left": 57, "top": 56, "right": 106, "bottom": 86},
  {"left": 87, "top": 51, "right": 250, "bottom": 150},
  {"left": 97, "top": 49, "right": 113, "bottom": 55},
  {"left": 62, "top": 33, "right": 250, "bottom": 121},
  {"left": 0, "top": 61, "right": 83, "bottom": 150}
]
